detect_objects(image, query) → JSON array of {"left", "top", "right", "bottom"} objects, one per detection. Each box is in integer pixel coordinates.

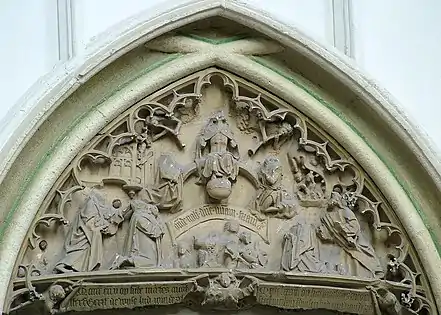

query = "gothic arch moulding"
[{"left": 0, "top": 1, "right": 440, "bottom": 315}]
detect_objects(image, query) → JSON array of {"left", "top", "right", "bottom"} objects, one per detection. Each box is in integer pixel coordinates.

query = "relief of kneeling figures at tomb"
[{"left": 6, "top": 68, "right": 435, "bottom": 315}]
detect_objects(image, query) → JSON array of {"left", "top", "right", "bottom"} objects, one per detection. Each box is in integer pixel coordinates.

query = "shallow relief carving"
[{"left": 7, "top": 68, "right": 434, "bottom": 314}]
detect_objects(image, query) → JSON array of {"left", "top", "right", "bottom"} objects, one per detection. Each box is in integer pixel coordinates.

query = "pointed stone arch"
[{"left": 0, "top": 1, "right": 440, "bottom": 314}]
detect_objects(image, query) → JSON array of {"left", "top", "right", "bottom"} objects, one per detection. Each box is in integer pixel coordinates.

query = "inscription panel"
[
  {"left": 256, "top": 283, "right": 375, "bottom": 315},
  {"left": 64, "top": 281, "right": 193, "bottom": 312},
  {"left": 166, "top": 205, "right": 269, "bottom": 242}
]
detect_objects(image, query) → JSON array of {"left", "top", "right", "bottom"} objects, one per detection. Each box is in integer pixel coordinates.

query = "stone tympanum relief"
[{"left": 7, "top": 68, "right": 434, "bottom": 315}]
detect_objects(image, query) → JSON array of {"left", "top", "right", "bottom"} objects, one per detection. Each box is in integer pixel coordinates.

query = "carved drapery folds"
[{"left": 7, "top": 69, "right": 434, "bottom": 314}]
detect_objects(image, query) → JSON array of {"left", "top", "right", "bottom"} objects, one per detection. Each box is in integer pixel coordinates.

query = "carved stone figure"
[
  {"left": 236, "top": 231, "right": 268, "bottom": 269},
  {"left": 191, "top": 273, "right": 258, "bottom": 309},
  {"left": 27, "top": 240, "right": 49, "bottom": 276},
  {"left": 289, "top": 154, "right": 326, "bottom": 202},
  {"left": 195, "top": 111, "right": 240, "bottom": 201},
  {"left": 112, "top": 199, "right": 165, "bottom": 268},
  {"left": 10, "top": 67, "right": 431, "bottom": 315},
  {"left": 281, "top": 217, "right": 326, "bottom": 273},
  {"left": 154, "top": 154, "right": 183, "bottom": 213},
  {"left": 253, "top": 156, "right": 299, "bottom": 219},
  {"left": 317, "top": 188, "right": 384, "bottom": 278},
  {"left": 54, "top": 191, "right": 127, "bottom": 273},
  {"left": 298, "top": 171, "right": 325, "bottom": 200},
  {"left": 222, "top": 219, "right": 241, "bottom": 268},
  {"left": 177, "top": 242, "right": 193, "bottom": 268},
  {"left": 192, "top": 219, "right": 266, "bottom": 269},
  {"left": 145, "top": 110, "right": 186, "bottom": 149},
  {"left": 248, "top": 120, "right": 294, "bottom": 156},
  {"left": 194, "top": 233, "right": 220, "bottom": 268},
  {"left": 369, "top": 285, "right": 403, "bottom": 315},
  {"left": 41, "top": 283, "right": 79, "bottom": 315}
]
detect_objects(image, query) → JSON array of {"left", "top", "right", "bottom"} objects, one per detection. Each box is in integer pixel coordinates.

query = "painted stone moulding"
[{"left": 5, "top": 67, "right": 435, "bottom": 315}]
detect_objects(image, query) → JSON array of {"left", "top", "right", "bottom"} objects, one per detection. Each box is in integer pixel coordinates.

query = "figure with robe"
[
  {"left": 281, "top": 216, "right": 326, "bottom": 273},
  {"left": 154, "top": 154, "right": 183, "bottom": 213},
  {"left": 54, "top": 191, "right": 126, "bottom": 273},
  {"left": 317, "top": 188, "right": 384, "bottom": 278},
  {"left": 222, "top": 220, "right": 241, "bottom": 268},
  {"left": 195, "top": 111, "right": 240, "bottom": 201},
  {"left": 112, "top": 200, "right": 165, "bottom": 268},
  {"left": 237, "top": 231, "right": 268, "bottom": 269},
  {"left": 254, "top": 156, "right": 299, "bottom": 219},
  {"left": 177, "top": 242, "right": 193, "bottom": 268},
  {"left": 194, "top": 232, "right": 220, "bottom": 268}
]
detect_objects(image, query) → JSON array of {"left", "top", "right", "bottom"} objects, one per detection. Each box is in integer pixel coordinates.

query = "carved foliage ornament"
[{"left": 7, "top": 68, "right": 434, "bottom": 314}]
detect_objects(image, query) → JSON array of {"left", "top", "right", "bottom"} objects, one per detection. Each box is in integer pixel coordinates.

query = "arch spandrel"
[{"left": 0, "top": 10, "right": 440, "bottom": 315}]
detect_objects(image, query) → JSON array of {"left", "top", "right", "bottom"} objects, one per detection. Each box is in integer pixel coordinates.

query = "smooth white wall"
[
  {"left": 0, "top": 1, "right": 59, "bottom": 123},
  {"left": 71, "top": 0, "right": 333, "bottom": 54},
  {"left": 0, "top": 0, "right": 440, "bottom": 151},
  {"left": 352, "top": 0, "right": 441, "bottom": 144}
]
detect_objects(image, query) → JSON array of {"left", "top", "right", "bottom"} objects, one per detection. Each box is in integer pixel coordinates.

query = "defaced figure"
[
  {"left": 222, "top": 220, "right": 241, "bottom": 268},
  {"left": 237, "top": 231, "right": 267, "bottom": 269},
  {"left": 177, "top": 242, "right": 193, "bottom": 269},
  {"left": 194, "top": 233, "right": 220, "bottom": 268},
  {"left": 254, "top": 156, "right": 299, "bottom": 219}
]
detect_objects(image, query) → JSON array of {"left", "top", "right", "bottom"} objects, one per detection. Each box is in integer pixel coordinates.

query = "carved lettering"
[
  {"left": 166, "top": 205, "right": 269, "bottom": 242},
  {"left": 256, "top": 283, "right": 375, "bottom": 315},
  {"left": 65, "top": 282, "right": 193, "bottom": 312}
]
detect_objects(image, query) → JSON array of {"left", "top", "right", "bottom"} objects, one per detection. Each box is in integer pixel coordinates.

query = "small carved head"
[
  {"left": 217, "top": 273, "right": 233, "bottom": 288},
  {"left": 146, "top": 115, "right": 160, "bottom": 127},
  {"left": 224, "top": 219, "right": 240, "bottom": 234},
  {"left": 239, "top": 231, "right": 252, "bottom": 245},
  {"left": 203, "top": 111, "right": 229, "bottom": 134},
  {"left": 209, "top": 111, "right": 227, "bottom": 125},
  {"left": 112, "top": 199, "right": 122, "bottom": 209},
  {"left": 259, "top": 156, "right": 282, "bottom": 186},
  {"left": 48, "top": 285, "right": 66, "bottom": 302},
  {"left": 128, "top": 190, "right": 136, "bottom": 199},
  {"left": 39, "top": 240, "right": 48, "bottom": 251},
  {"left": 387, "top": 255, "right": 401, "bottom": 277},
  {"left": 177, "top": 242, "right": 191, "bottom": 255},
  {"left": 305, "top": 171, "right": 315, "bottom": 184}
]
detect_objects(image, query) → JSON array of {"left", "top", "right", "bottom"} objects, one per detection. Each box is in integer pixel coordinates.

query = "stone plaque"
[
  {"left": 64, "top": 281, "right": 193, "bottom": 312},
  {"left": 166, "top": 204, "right": 269, "bottom": 242},
  {"left": 256, "top": 283, "right": 375, "bottom": 315}
]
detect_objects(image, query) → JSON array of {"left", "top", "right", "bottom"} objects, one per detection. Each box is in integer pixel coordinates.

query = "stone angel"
[
  {"left": 252, "top": 156, "right": 299, "bottom": 219},
  {"left": 191, "top": 273, "right": 259, "bottom": 310}
]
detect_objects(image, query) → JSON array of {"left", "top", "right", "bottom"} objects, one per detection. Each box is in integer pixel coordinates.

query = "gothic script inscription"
[
  {"left": 166, "top": 205, "right": 269, "bottom": 242},
  {"left": 64, "top": 281, "right": 193, "bottom": 312},
  {"left": 256, "top": 283, "right": 375, "bottom": 315}
]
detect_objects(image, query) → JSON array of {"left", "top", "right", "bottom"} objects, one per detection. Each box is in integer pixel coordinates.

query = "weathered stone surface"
[
  {"left": 256, "top": 283, "right": 375, "bottom": 315},
  {"left": 6, "top": 63, "right": 433, "bottom": 314},
  {"left": 65, "top": 281, "right": 193, "bottom": 312}
]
